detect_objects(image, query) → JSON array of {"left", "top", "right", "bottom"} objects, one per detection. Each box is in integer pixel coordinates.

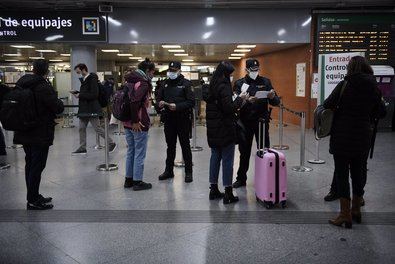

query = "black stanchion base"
[
  {"left": 97, "top": 164, "right": 118, "bottom": 171},
  {"left": 191, "top": 146, "right": 203, "bottom": 152},
  {"left": 308, "top": 159, "right": 325, "bottom": 164},
  {"left": 292, "top": 166, "right": 313, "bottom": 172},
  {"left": 0, "top": 164, "right": 11, "bottom": 170}
]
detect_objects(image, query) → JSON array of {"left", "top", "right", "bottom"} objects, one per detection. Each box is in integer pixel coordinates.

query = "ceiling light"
[
  {"left": 29, "top": 56, "right": 45, "bottom": 59},
  {"left": 101, "top": 49, "right": 120, "bottom": 53},
  {"left": 45, "top": 35, "right": 64, "bottom": 41},
  {"left": 302, "top": 16, "right": 312, "bottom": 27},
  {"left": 3, "top": 53, "right": 21, "bottom": 56},
  {"left": 277, "top": 29, "right": 286, "bottom": 36},
  {"left": 117, "top": 53, "right": 133, "bottom": 56},
  {"left": 206, "top": 17, "right": 215, "bottom": 26},
  {"left": 4, "top": 59, "right": 19, "bottom": 62},
  {"left": 234, "top": 49, "right": 251, "bottom": 52},
  {"left": 174, "top": 54, "right": 189, "bottom": 56},
  {"left": 36, "top": 49, "right": 56, "bottom": 53},
  {"left": 168, "top": 49, "right": 185, "bottom": 53},
  {"left": 228, "top": 57, "right": 242, "bottom": 60},
  {"left": 182, "top": 59, "right": 194, "bottom": 62},
  {"left": 49, "top": 59, "right": 63, "bottom": 62},
  {"left": 10, "top": 45, "right": 34, "bottom": 48},
  {"left": 129, "top": 57, "right": 143, "bottom": 60},
  {"left": 277, "top": 40, "right": 286, "bottom": 43},
  {"left": 237, "top": 45, "right": 256, "bottom": 48},
  {"left": 231, "top": 53, "right": 245, "bottom": 57},
  {"left": 130, "top": 30, "right": 139, "bottom": 38},
  {"left": 60, "top": 53, "right": 70, "bottom": 56},
  {"left": 102, "top": 16, "right": 122, "bottom": 27},
  {"left": 202, "top": 31, "right": 213, "bottom": 39},
  {"left": 162, "top": 45, "right": 181, "bottom": 48}
]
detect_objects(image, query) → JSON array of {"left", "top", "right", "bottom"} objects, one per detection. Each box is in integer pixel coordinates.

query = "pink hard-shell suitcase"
[{"left": 255, "top": 119, "right": 287, "bottom": 209}]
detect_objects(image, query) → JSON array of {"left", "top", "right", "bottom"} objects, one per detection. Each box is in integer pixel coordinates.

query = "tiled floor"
[{"left": 0, "top": 120, "right": 394, "bottom": 264}]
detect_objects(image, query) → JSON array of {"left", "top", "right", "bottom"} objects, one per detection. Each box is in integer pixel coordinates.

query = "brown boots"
[
  {"left": 351, "top": 196, "right": 363, "bottom": 223},
  {"left": 329, "top": 198, "right": 352, "bottom": 229}
]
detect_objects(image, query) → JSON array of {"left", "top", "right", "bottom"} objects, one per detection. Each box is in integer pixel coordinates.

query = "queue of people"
[{"left": 0, "top": 56, "right": 385, "bottom": 230}]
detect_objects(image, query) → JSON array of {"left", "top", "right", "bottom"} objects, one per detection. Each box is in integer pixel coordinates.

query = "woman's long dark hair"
[
  {"left": 208, "top": 61, "right": 235, "bottom": 98},
  {"left": 347, "top": 56, "right": 374, "bottom": 76}
]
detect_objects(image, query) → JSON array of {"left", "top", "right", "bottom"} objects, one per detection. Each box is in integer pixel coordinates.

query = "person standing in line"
[
  {"left": 206, "top": 61, "right": 246, "bottom": 204},
  {"left": 123, "top": 58, "right": 155, "bottom": 191},
  {"left": 157, "top": 61, "right": 195, "bottom": 183},
  {"left": 232, "top": 59, "right": 280, "bottom": 188},
  {"left": 71, "top": 63, "right": 116, "bottom": 155},
  {"left": 325, "top": 56, "right": 382, "bottom": 228},
  {"left": 0, "top": 83, "right": 11, "bottom": 170},
  {"left": 13, "top": 59, "right": 64, "bottom": 210}
]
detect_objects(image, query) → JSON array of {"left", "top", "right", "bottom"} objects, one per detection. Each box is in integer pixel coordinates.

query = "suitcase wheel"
[
  {"left": 281, "top": 200, "right": 287, "bottom": 209},
  {"left": 263, "top": 201, "right": 274, "bottom": 209}
]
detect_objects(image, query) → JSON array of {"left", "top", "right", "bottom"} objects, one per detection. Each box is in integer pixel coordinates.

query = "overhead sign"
[
  {"left": 318, "top": 52, "right": 364, "bottom": 103},
  {"left": 0, "top": 12, "right": 107, "bottom": 42}
]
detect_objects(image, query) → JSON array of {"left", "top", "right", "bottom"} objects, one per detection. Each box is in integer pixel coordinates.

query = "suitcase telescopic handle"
[{"left": 258, "top": 118, "right": 266, "bottom": 154}]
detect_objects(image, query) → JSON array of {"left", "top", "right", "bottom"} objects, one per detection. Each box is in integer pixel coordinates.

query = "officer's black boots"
[
  {"left": 185, "top": 172, "right": 193, "bottom": 183},
  {"left": 158, "top": 171, "right": 175, "bottom": 181}
]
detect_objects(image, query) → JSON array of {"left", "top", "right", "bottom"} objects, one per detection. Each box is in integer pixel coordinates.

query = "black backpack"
[
  {"left": 0, "top": 84, "right": 40, "bottom": 131},
  {"left": 98, "top": 81, "right": 109, "bottom": 108}
]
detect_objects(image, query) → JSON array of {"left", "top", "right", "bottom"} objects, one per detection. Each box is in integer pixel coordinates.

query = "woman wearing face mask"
[
  {"left": 122, "top": 58, "right": 156, "bottom": 191},
  {"left": 157, "top": 61, "right": 195, "bottom": 183},
  {"left": 206, "top": 61, "right": 246, "bottom": 204}
]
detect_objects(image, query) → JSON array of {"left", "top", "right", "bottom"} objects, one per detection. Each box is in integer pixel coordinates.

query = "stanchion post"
[
  {"left": 191, "top": 108, "right": 203, "bottom": 152},
  {"left": 308, "top": 139, "right": 325, "bottom": 164},
  {"left": 272, "top": 104, "right": 289, "bottom": 150},
  {"left": 292, "top": 112, "right": 313, "bottom": 172},
  {"left": 97, "top": 116, "right": 118, "bottom": 171}
]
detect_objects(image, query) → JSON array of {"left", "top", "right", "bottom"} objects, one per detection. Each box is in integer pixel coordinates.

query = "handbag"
[{"left": 314, "top": 80, "right": 347, "bottom": 139}]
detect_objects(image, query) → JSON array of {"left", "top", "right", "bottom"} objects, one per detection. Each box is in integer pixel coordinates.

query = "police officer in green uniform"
[
  {"left": 233, "top": 59, "right": 280, "bottom": 188},
  {"left": 157, "top": 61, "right": 195, "bottom": 183}
]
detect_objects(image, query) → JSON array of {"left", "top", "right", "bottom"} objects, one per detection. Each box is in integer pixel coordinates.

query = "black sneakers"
[
  {"left": 232, "top": 180, "right": 246, "bottom": 188},
  {"left": 27, "top": 201, "right": 54, "bottom": 210},
  {"left": 132, "top": 181, "right": 152, "bottom": 191},
  {"left": 124, "top": 178, "right": 134, "bottom": 188},
  {"left": 158, "top": 171, "right": 175, "bottom": 181},
  {"left": 109, "top": 143, "right": 117, "bottom": 153},
  {"left": 72, "top": 147, "right": 87, "bottom": 156},
  {"left": 324, "top": 190, "right": 339, "bottom": 202},
  {"left": 38, "top": 194, "right": 52, "bottom": 204},
  {"left": 185, "top": 172, "right": 193, "bottom": 183}
]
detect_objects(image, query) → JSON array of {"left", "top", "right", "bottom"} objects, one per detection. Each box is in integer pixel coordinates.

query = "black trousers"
[
  {"left": 330, "top": 153, "right": 368, "bottom": 196},
  {"left": 236, "top": 120, "right": 270, "bottom": 182},
  {"left": 164, "top": 117, "right": 193, "bottom": 173},
  {"left": 23, "top": 145, "right": 49, "bottom": 203},
  {"left": 333, "top": 153, "right": 367, "bottom": 199},
  {"left": 0, "top": 128, "right": 6, "bottom": 156}
]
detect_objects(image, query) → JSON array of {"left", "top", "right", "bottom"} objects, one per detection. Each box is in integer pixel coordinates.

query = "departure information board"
[{"left": 316, "top": 13, "right": 395, "bottom": 66}]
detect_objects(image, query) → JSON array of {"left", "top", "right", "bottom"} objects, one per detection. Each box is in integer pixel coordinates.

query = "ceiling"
[
  {"left": 0, "top": 0, "right": 393, "bottom": 10},
  {"left": 0, "top": 43, "right": 305, "bottom": 65}
]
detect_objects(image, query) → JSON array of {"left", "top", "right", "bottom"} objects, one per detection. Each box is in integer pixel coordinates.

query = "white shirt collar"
[{"left": 83, "top": 73, "right": 90, "bottom": 81}]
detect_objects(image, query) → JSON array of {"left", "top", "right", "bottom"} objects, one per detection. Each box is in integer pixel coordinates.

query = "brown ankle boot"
[
  {"left": 351, "top": 196, "right": 362, "bottom": 223},
  {"left": 329, "top": 198, "right": 352, "bottom": 229}
]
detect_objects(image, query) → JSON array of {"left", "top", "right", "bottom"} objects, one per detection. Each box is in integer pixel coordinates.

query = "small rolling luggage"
[{"left": 255, "top": 119, "right": 287, "bottom": 209}]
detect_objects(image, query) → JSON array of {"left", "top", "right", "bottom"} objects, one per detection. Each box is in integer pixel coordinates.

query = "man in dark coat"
[
  {"left": 157, "top": 61, "right": 195, "bottom": 183},
  {"left": 233, "top": 59, "right": 280, "bottom": 188},
  {"left": 13, "top": 59, "right": 64, "bottom": 210},
  {"left": 0, "top": 83, "right": 11, "bottom": 169},
  {"left": 72, "top": 63, "right": 116, "bottom": 155}
]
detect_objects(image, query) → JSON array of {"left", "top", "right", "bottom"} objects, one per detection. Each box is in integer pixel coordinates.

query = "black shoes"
[
  {"left": 209, "top": 184, "right": 224, "bottom": 200},
  {"left": 132, "top": 181, "right": 152, "bottom": 191},
  {"left": 232, "top": 180, "right": 246, "bottom": 188},
  {"left": 324, "top": 190, "right": 340, "bottom": 202},
  {"left": 185, "top": 172, "right": 193, "bottom": 183},
  {"left": 109, "top": 143, "right": 117, "bottom": 153},
  {"left": 27, "top": 200, "right": 54, "bottom": 210},
  {"left": 38, "top": 194, "right": 52, "bottom": 204},
  {"left": 124, "top": 178, "right": 134, "bottom": 188},
  {"left": 223, "top": 187, "right": 239, "bottom": 204},
  {"left": 72, "top": 147, "right": 87, "bottom": 156},
  {"left": 158, "top": 171, "right": 174, "bottom": 181}
]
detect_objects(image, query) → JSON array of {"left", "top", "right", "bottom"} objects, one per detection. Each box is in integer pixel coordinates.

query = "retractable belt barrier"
[{"left": 280, "top": 106, "right": 313, "bottom": 173}]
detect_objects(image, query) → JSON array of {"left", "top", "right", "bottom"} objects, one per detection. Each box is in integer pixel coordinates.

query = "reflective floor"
[{"left": 0, "top": 120, "right": 394, "bottom": 264}]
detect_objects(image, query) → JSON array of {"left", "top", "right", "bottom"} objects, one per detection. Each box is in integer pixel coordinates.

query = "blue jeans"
[
  {"left": 125, "top": 129, "right": 148, "bottom": 181},
  {"left": 209, "top": 144, "right": 235, "bottom": 187}
]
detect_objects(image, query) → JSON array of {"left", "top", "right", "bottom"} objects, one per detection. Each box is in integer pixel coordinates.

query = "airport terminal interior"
[{"left": 0, "top": 0, "right": 395, "bottom": 263}]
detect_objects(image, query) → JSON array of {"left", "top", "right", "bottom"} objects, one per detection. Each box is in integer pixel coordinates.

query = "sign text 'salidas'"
[{"left": 0, "top": 16, "right": 72, "bottom": 30}]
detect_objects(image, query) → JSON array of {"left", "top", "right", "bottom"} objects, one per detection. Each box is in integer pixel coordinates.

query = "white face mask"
[
  {"left": 248, "top": 71, "right": 259, "bottom": 80},
  {"left": 230, "top": 76, "right": 234, "bottom": 82},
  {"left": 167, "top": 71, "right": 179, "bottom": 80}
]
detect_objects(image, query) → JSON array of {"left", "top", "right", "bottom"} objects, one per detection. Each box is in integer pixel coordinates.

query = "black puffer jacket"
[
  {"left": 206, "top": 77, "right": 243, "bottom": 148},
  {"left": 323, "top": 73, "right": 382, "bottom": 156},
  {"left": 13, "top": 74, "right": 64, "bottom": 146},
  {"left": 77, "top": 73, "right": 103, "bottom": 117}
]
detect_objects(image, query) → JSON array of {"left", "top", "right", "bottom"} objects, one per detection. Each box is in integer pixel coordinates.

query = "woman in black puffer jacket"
[
  {"left": 206, "top": 61, "right": 245, "bottom": 204},
  {"left": 324, "top": 56, "right": 382, "bottom": 228}
]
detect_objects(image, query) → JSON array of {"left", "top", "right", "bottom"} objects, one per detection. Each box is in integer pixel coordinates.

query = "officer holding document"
[{"left": 232, "top": 58, "right": 280, "bottom": 188}]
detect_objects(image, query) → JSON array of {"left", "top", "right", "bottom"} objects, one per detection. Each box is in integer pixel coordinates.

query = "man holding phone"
[
  {"left": 233, "top": 59, "right": 280, "bottom": 188},
  {"left": 71, "top": 63, "right": 116, "bottom": 155}
]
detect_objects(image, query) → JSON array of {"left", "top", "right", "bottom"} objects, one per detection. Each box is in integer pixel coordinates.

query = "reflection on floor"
[{"left": 0, "top": 121, "right": 394, "bottom": 264}]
